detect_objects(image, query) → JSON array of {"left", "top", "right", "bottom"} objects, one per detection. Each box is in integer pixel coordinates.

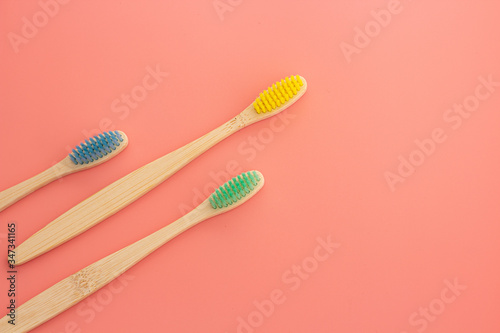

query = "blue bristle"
[
  {"left": 68, "top": 131, "right": 123, "bottom": 165},
  {"left": 99, "top": 133, "right": 113, "bottom": 154},
  {"left": 69, "top": 154, "right": 78, "bottom": 164},
  {"left": 105, "top": 132, "right": 118, "bottom": 150},
  {"left": 114, "top": 131, "right": 123, "bottom": 142},
  {"left": 89, "top": 137, "right": 104, "bottom": 158}
]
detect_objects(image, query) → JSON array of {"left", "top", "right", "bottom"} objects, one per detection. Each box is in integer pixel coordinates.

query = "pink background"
[{"left": 1, "top": 1, "right": 499, "bottom": 332}]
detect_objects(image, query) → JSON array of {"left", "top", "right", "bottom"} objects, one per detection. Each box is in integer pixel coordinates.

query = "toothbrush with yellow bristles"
[
  {"left": 0, "top": 171, "right": 265, "bottom": 333},
  {"left": 15, "top": 75, "right": 307, "bottom": 265},
  {"left": 0, "top": 130, "right": 128, "bottom": 212}
]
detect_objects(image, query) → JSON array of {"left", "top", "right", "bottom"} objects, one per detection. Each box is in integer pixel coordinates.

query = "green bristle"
[{"left": 209, "top": 171, "right": 261, "bottom": 209}]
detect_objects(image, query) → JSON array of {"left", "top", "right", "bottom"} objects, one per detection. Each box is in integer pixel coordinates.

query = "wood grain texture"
[
  {"left": 0, "top": 131, "right": 128, "bottom": 212},
  {"left": 15, "top": 77, "right": 307, "bottom": 264},
  {"left": 0, "top": 172, "right": 264, "bottom": 333}
]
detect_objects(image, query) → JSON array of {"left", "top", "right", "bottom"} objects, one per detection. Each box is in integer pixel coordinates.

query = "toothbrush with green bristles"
[{"left": 0, "top": 170, "right": 264, "bottom": 333}]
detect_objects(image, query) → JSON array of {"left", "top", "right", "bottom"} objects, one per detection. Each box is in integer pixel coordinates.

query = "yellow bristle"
[
  {"left": 263, "top": 90, "right": 270, "bottom": 103},
  {"left": 286, "top": 77, "right": 297, "bottom": 94},
  {"left": 264, "top": 91, "right": 276, "bottom": 108},
  {"left": 281, "top": 79, "right": 292, "bottom": 99},
  {"left": 295, "top": 75, "right": 303, "bottom": 86},
  {"left": 272, "top": 84, "right": 285, "bottom": 103},
  {"left": 253, "top": 101, "right": 261, "bottom": 113},
  {"left": 263, "top": 98, "right": 272, "bottom": 111},
  {"left": 269, "top": 83, "right": 285, "bottom": 106},
  {"left": 268, "top": 87, "right": 281, "bottom": 107},
  {"left": 278, "top": 81, "right": 289, "bottom": 101},
  {"left": 291, "top": 76, "right": 301, "bottom": 90},
  {"left": 257, "top": 99, "right": 265, "bottom": 112}
]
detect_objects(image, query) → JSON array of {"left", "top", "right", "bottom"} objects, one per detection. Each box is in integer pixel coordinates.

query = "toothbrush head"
[
  {"left": 252, "top": 75, "right": 306, "bottom": 114},
  {"left": 209, "top": 170, "right": 265, "bottom": 212},
  {"left": 68, "top": 130, "right": 128, "bottom": 167}
]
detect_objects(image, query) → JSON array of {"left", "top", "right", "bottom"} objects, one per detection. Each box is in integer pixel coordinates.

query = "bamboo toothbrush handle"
[
  {"left": 0, "top": 160, "right": 73, "bottom": 212},
  {"left": 15, "top": 116, "right": 245, "bottom": 265},
  {"left": 0, "top": 208, "right": 207, "bottom": 333}
]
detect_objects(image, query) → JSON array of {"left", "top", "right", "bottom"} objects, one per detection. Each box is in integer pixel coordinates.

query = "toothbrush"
[
  {"left": 0, "top": 171, "right": 264, "bottom": 333},
  {"left": 0, "top": 130, "right": 128, "bottom": 212},
  {"left": 15, "top": 75, "right": 306, "bottom": 264}
]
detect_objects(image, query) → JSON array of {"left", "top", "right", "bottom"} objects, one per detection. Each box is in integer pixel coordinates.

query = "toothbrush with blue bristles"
[{"left": 0, "top": 130, "right": 128, "bottom": 212}]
